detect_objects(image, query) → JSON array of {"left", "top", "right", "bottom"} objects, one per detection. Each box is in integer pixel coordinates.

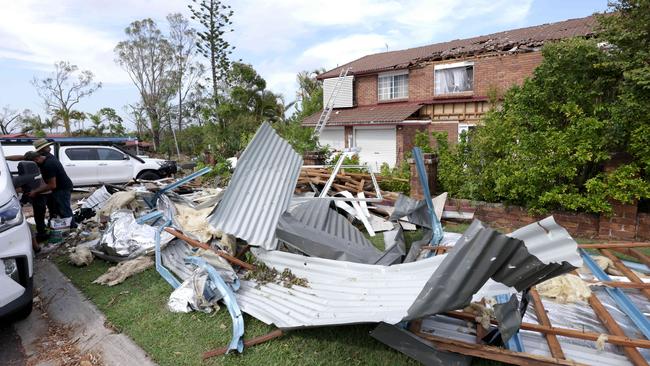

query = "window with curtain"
[
  {"left": 435, "top": 64, "right": 474, "bottom": 95},
  {"left": 378, "top": 73, "right": 408, "bottom": 101}
]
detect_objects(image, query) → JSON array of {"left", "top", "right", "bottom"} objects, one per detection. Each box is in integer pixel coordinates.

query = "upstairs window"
[
  {"left": 435, "top": 61, "right": 474, "bottom": 95},
  {"left": 378, "top": 72, "right": 408, "bottom": 101}
]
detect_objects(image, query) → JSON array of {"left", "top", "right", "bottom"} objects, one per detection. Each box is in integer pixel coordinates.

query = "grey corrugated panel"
[
  {"left": 407, "top": 219, "right": 577, "bottom": 319},
  {"left": 236, "top": 218, "right": 581, "bottom": 329},
  {"left": 207, "top": 122, "right": 303, "bottom": 250},
  {"left": 420, "top": 315, "right": 633, "bottom": 366},
  {"left": 276, "top": 198, "right": 385, "bottom": 263}
]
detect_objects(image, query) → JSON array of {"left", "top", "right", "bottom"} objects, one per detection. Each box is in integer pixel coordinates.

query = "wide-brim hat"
[{"left": 33, "top": 138, "right": 54, "bottom": 152}]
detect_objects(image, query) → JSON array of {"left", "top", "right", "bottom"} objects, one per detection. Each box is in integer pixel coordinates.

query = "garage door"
[
  {"left": 318, "top": 127, "right": 345, "bottom": 151},
  {"left": 354, "top": 127, "right": 397, "bottom": 172}
]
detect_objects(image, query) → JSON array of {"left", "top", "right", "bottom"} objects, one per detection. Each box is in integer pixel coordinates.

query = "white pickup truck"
[{"left": 2, "top": 142, "right": 177, "bottom": 186}]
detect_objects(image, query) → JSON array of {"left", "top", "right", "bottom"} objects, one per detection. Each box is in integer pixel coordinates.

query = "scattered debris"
[
  {"left": 45, "top": 121, "right": 650, "bottom": 365},
  {"left": 69, "top": 246, "right": 93, "bottom": 267},
  {"left": 243, "top": 261, "right": 309, "bottom": 289},
  {"left": 93, "top": 256, "right": 154, "bottom": 286}
]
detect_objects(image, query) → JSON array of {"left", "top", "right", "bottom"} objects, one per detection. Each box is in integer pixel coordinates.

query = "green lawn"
[{"left": 54, "top": 255, "right": 420, "bottom": 366}]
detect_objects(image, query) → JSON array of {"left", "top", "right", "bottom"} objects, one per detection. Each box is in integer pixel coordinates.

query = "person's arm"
[
  {"left": 5, "top": 155, "right": 25, "bottom": 161},
  {"left": 28, "top": 177, "right": 56, "bottom": 197}
]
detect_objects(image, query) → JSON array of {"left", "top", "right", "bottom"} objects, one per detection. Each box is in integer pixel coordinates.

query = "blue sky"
[{"left": 0, "top": 0, "right": 609, "bottom": 131}]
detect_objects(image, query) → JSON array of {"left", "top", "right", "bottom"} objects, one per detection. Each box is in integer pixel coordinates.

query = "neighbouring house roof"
[
  {"left": 319, "top": 15, "right": 598, "bottom": 79},
  {"left": 303, "top": 102, "right": 424, "bottom": 126}
]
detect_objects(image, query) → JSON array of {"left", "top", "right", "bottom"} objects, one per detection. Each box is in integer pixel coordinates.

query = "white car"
[
  {"left": 2, "top": 143, "right": 177, "bottom": 186},
  {"left": 0, "top": 144, "right": 34, "bottom": 320}
]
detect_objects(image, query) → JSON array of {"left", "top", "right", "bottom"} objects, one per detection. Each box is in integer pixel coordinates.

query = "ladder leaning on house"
[{"left": 313, "top": 67, "right": 351, "bottom": 137}]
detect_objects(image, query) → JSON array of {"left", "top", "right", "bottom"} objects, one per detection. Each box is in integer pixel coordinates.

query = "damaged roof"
[
  {"left": 319, "top": 15, "right": 598, "bottom": 79},
  {"left": 302, "top": 102, "right": 423, "bottom": 126}
]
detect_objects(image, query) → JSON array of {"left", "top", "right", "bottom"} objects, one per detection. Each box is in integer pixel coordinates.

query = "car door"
[
  {"left": 96, "top": 147, "right": 132, "bottom": 183},
  {"left": 60, "top": 147, "right": 100, "bottom": 186}
]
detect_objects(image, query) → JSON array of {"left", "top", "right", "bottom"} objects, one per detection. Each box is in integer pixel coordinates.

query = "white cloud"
[{"left": 0, "top": 0, "right": 540, "bottom": 115}]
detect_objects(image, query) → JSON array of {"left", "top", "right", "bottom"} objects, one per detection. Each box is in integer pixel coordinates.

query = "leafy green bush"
[
  {"left": 379, "top": 161, "right": 410, "bottom": 194},
  {"left": 433, "top": 36, "right": 650, "bottom": 213}
]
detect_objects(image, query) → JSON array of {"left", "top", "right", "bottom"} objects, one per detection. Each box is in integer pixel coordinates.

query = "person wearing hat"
[
  {"left": 6, "top": 139, "right": 63, "bottom": 240},
  {"left": 23, "top": 149, "right": 76, "bottom": 230},
  {"left": 5, "top": 138, "right": 56, "bottom": 161}
]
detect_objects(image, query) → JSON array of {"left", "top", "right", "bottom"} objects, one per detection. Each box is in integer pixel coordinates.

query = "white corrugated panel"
[
  {"left": 237, "top": 248, "right": 515, "bottom": 329},
  {"left": 354, "top": 126, "right": 397, "bottom": 171},
  {"left": 323, "top": 76, "right": 354, "bottom": 108},
  {"left": 235, "top": 217, "right": 581, "bottom": 329},
  {"left": 207, "top": 123, "right": 303, "bottom": 250},
  {"left": 318, "top": 127, "right": 345, "bottom": 151}
]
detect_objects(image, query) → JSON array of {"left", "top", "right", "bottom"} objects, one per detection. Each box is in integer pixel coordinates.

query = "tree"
[
  {"left": 167, "top": 13, "right": 204, "bottom": 132},
  {"left": 188, "top": 0, "right": 235, "bottom": 119},
  {"left": 115, "top": 19, "right": 176, "bottom": 149},
  {"left": 32, "top": 61, "right": 101, "bottom": 135},
  {"left": 598, "top": 1, "right": 650, "bottom": 174},
  {"left": 0, "top": 106, "right": 23, "bottom": 134},
  {"left": 293, "top": 69, "right": 325, "bottom": 121},
  {"left": 20, "top": 113, "right": 47, "bottom": 137}
]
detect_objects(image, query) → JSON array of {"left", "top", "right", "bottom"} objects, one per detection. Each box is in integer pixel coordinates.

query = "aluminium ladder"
[{"left": 314, "top": 67, "right": 351, "bottom": 137}]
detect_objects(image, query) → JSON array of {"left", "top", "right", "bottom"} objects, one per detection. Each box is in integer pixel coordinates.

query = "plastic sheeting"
[{"left": 99, "top": 210, "right": 173, "bottom": 258}]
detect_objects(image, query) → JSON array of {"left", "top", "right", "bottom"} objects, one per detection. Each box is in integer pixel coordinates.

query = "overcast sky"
[{"left": 0, "top": 0, "right": 609, "bottom": 129}]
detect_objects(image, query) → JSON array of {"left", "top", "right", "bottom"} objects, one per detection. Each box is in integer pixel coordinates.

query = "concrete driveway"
[{"left": 0, "top": 258, "right": 156, "bottom": 366}]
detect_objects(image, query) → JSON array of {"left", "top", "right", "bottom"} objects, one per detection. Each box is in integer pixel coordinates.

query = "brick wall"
[
  {"left": 447, "top": 198, "right": 601, "bottom": 239},
  {"left": 409, "top": 65, "right": 434, "bottom": 101},
  {"left": 396, "top": 125, "right": 428, "bottom": 162},
  {"left": 355, "top": 75, "right": 377, "bottom": 106},
  {"left": 473, "top": 52, "right": 542, "bottom": 97},
  {"left": 638, "top": 213, "right": 650, "bottom": 241},
  {"left": 429, "top": 122, "right": 458, "bottom": 145},
  {"left": 354, "top": 51, "right": 543, "bottom": 106}
]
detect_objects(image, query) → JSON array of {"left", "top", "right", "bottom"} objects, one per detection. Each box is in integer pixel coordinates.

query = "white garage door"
[
  {"left": 318, "top": 127, "right": 345, "bottom": 151},
  {"left": 354, "top": 126, "right": 397, "bottom": 172}
]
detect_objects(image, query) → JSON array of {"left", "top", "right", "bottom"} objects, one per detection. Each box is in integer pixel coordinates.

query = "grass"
[{"left": 53, "top": 255, "right": 420, "bottom": 366}]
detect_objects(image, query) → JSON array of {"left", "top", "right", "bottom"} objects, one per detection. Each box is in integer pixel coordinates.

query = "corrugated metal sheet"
[
  {"left": 323, "top": 76, "right": 354, "bottom": 108},
  {"left": 237, "top": 248, "right": 511, "bottom": 329},
  {"left": 420, "top": 315, "right": 633, "bottom": 366},
  {"left": 508, "top": 216, "right": 582, "bottom": 267},
  {"left": 207, "top": 122, "right": 303, "bottom": 250},
  {"left": 236, "top": 217, "right": 580, "bottom": 329}
]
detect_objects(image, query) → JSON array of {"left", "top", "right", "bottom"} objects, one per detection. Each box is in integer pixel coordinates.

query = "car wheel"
[
  {"left": 13, "top": 300, "right": 33, "bottom": 320},
  {"left": 138, "top": 171, "right": 161, "bottom": 180}
]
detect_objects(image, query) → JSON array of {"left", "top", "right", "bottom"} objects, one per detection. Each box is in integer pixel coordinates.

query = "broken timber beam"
[
  {"left": 529, "top": 288, "right": 565, "bottom": 359},
  {"left": 612, "top": 248, "right": 650, "bottom": 268},
  {"left": 588, "top": 293, "right": 648, "bottom": 366},
  {"left": 600, "top": 249, "right": 650, "bottom": 301},
  {"left": 445, "top": 311, "right": 650, "bottom": 349},
  {"left": 413, "top": 331, "right": 584, "bottom": 366},
  {"left": 579, "top": 243, "right": 650, "bottom": 249},
  {"left": 163, "top": 228, "right": 255, "bottom": 271},
  {"left": 202, "top": 329, "right": 284, "bottom": 359}
]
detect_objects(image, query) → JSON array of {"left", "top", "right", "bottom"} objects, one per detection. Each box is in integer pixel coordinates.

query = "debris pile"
[{"left": 58, "top": 122, "right": 650, "bottom": 365}]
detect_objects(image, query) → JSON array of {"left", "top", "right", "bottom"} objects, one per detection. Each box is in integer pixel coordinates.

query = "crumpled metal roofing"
[
  {"left": 276, "top": 198, "right": 394, "bottom": 264},
  {"left": 420, "top": 315, "right": 633, "bottom": 366},
  {"left": 207, "top": 122, "right": 303, "bottom": 250},
  {"left": 319, "top": 15, "right": 597, "bottom": 79},
  {"left": 236, "top": 216, "right": 580, "bottom": 329}
]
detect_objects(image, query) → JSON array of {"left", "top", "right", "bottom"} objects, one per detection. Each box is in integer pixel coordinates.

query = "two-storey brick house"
[{"left": 303, "top": 15, "right": 597, "bottom": 171}]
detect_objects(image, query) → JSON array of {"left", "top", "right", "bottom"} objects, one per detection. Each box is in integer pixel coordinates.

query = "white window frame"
[
  {"left": 378, "top": 70, "right": 409, "bottom": 101},
  {"left": 434, "top": 61, "right": 474, "bottom": 95}
]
